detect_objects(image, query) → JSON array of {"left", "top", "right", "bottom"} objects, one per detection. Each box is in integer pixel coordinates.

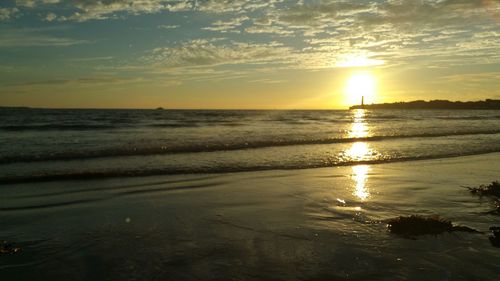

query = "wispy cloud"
[
  {"left": 29, "top": 0, "right": 192, "bottom": 22},
  {"left": 68, "top": 56, "right": 114, "bottom": 62},
  {"left": 13, "top": 0, "right": 277, "bottom": 22},
  {"left": 202, "top": 15, "right": 249, "bottom": 33},
  {"left": 436, "top": 72, "right": 500, "bottom": 84},
  {"left": 6, "top": 76, "right": 145, "bottom": 87},
  {"left": 0, "top": 28, "right": 88, "bottom": 47},
  {"left": 143, "top": 39, "right": 293, "bottom": 68},
  {"left": 244, "top": 24, "right": 294, "bottom": 36},
  {"left": 0, "top": 7, "right": 19, "bottom": 21},
  {"left": 158, "top": 24, "right": 180, "bottom": 29}
]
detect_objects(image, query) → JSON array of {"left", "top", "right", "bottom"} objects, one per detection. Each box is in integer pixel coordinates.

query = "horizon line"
[{"left": 1, "top": 98, "right": 498, "bottom": 111}]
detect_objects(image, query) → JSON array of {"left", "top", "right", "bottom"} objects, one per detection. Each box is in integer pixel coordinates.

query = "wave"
[
  {"left": 1, "top": 130, "right": 500, "bottom": 164},
  {"left": 0, "top": 124, "right": 118, "bottom": 131},
  {"left": 435, "top": 116, "right": 500, "bottom": 120},
  {"left": 1, "top": 150, "right": 498, "bottom": 185},
  {"left": 0, "top": 121, "right": 247, "bottom": 131},
  {"left": 148, "top": 123, "right": 201, "bottom": 128},
  {"left": 2, "top": 113, "right": 499, "bottom": 132}
]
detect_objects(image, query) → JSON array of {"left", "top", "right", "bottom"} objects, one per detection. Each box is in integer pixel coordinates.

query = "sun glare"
[{"left": 345, "top": 72, "right": 377, "bottom": 106}]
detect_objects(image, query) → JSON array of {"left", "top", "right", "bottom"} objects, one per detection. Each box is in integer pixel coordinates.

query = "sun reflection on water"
[
  {"left": 348, "top": 109, "right": 369, "bottom": 139},
  {"left": 343, "top": 109, "right": 379, "bottom": 161},
  {"left": 352, "top": 165, "right": 370, "bottom": 200},
  {"left": 345, "top": 142, "right": 370, "bottom": 160},
  {"left": 345, "top": 110, "right": 372, "bottom": 200}
]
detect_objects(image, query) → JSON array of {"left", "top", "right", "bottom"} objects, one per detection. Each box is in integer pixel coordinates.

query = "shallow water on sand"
[{"left": 1, "top": 154, "right": 499, "bottom": 280}]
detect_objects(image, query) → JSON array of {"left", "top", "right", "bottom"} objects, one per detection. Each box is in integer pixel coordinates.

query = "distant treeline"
[{"left": 350, "top": 99, "right": 500, "bottom": 110}]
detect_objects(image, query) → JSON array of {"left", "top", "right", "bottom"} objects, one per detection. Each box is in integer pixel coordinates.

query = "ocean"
[
  {"left": 1, "top": 108, "right": 500, "bottom": 183},
  {"left": 1, "top": 108, "right": 500, "bottom": 280}
]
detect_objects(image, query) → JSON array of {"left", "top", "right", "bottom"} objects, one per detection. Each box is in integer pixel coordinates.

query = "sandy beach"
[{"left": 1, "top": 153, "right": 499, "bottom": 280}]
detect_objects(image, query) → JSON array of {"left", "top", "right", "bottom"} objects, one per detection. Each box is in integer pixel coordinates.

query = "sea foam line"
[
  {"left": 1, "top": 150, "right": 499, "bottom": 185},
  {"left": 1, "top": 130, "right": 500, "bottom": 164}
]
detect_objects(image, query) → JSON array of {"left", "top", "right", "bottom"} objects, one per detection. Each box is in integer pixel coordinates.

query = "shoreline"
[{"left": 1, "top": 151, "right": 499, "bottom": 185}]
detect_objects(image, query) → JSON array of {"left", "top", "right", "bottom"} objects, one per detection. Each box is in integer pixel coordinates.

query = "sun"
[{"left": 345, "top": 72, "right": 377, "bottom": 106}]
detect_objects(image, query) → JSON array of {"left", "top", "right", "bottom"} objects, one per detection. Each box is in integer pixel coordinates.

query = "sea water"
[
  {"left": 1, "top": 108, "right": 500, "bottom": 182},
  {"left": 1, "top": 108, "right": 500, "bottom": 280}
]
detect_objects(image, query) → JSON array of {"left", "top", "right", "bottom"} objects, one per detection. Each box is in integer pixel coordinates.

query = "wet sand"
[{"left": 1, "top": 153, "right": 500, "bottom": 280}]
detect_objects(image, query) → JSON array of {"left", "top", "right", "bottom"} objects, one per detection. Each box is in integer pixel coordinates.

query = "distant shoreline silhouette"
[{"left": 350, "top": 99, "right": 500, "bottom": 110}]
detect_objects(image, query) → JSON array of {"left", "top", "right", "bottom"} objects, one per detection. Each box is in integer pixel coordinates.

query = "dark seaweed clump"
[
  {"left": 490, "top": 227, "right": 500, "bottom": 248},
  {"left": 0, "top": 241, "right": 21, "bottom": 254},
  {"left": 467, "top": 181, "right": 500, "bottom": 197},
  {"left": 467, "top": 181, "right": 500, "bottom": 216},
  {"left": 487, "top": 200, "right": 500, "bottom": 215},
  {"left": 387, "top": 215, "right": 478, "bottom": 237}
]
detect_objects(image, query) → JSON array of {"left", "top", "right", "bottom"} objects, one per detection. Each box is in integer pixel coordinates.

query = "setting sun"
[{"left": 345, "top": 72, "right": 377, "bottom": 106}]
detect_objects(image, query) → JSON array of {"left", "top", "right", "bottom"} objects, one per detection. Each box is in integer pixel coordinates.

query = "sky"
[{"left": 0, "top": 0, "right": 498, "bottom": 109}]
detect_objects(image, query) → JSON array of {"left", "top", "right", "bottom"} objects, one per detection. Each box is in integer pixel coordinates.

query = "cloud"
[
  {"left": 44, "top": 12, "right": 57, "bottom": 21},
  {"left": 244, "top": 24, "right": 294, "bottom": 36},
  {"left": 436, "top": 72, "right": 500, "bottom": 83},
  {"left": 22, "top": 0, "right": 192, "bottom": 22},
  {"left": 431, "top": 72, "right": 500, "bottom": 95},
  {"left": 144, "top": 39, "right": 293, "bottom": 68},
  {"left": 195, "top": 0, "right": 278, "bottom": 13},
  {"left": 356, "top": 0, "right": 492, "bottom": 28},
  {"left": 202, "top": 15, "right": 249, "bottom": 33},
  {"left": 64, "top": 1, "right": 178, "bottom": 22},
  {"left": 68, "top": 56, "right": 114, "bottom": 62},
  {"left": 247, "top": 78, "right": 287, "bottom": 84},
  {"left": 0, "top": 8, "right": 19, "bottom": 21},
  {"left": 11, "top": 0, "right": 278, "bottom": 22},
  {"left": 0, "top": 28, "right": 88, "bottom": 47},
  {"left": 158, "top": 24, "right": 180, "bottom": 29},
  {"left": 7, "top": 76, "right": 145, "bottom": 87},
  {"left": 275, "top": 1, "right": 370, "bottom": 27},
  {"left": 15, "top": 0, "right": 37, "bottom": 8}
]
